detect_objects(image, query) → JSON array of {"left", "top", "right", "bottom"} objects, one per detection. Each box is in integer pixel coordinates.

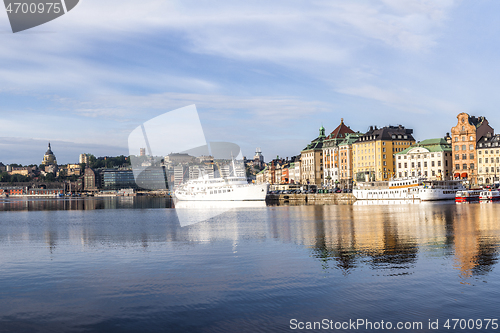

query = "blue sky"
[{"left": 1, "top": 0, "right": 500, "bottom": 165}]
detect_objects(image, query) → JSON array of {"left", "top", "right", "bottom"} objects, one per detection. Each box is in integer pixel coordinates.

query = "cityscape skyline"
[{"left": 2, "top": 1, "right": 500, "bottom": 165}]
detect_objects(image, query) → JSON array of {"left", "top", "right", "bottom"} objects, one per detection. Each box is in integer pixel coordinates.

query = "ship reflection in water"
[{"left": 1, "top": 199, "right": 500, "bottom": 331}]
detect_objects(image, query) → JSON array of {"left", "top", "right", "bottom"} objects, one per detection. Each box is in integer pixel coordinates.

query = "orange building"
[{"left": 451, "top": 113, "right": 493, "bottom": 184}]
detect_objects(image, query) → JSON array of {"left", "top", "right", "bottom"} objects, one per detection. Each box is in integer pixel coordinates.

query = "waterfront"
[{"left": 1, "top": 198, "right": 500, "bottom": 332}]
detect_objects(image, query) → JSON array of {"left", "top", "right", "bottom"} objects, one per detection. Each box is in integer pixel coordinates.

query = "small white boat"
[{"left": 479, "top": 190, "right": 500, "bottom": 201}]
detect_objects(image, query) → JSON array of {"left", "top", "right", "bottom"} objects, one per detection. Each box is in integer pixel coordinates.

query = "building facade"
[
  {"left": 395, "top": 138, "right": 452, "bottom": 180},
  {"left": 338, "top": 133, "right": 362, "bottom": 188},
  {"left": 353, "top": 125, "right": 415, "bottom": 182},
  {"left": 301, "top": 126, "right": 325, "bottom": 186},
  {"left": 450, "top": 113, "right": 493, "bottom": 184},
  {"left": 322, "top": 119, "right": 355, "bottom": 186},
  {"left": 477, "top": 133, "right": 500, "bottom": 185}
]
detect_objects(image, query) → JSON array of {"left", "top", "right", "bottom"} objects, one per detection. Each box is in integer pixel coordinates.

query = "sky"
[{"left": 1, "top": 0, "right": 500, "bottom": 165}]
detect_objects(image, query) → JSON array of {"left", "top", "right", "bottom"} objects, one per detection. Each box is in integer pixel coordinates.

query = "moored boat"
[
  {"left": 455, "top": 190, "right": 481, "bottom": 202},
  {"left": 418, "top": 180, "right": 465, "bottom": 201},
  {"left": 353, "top": 177, "right": 422, "bottom": 200},
  {"left": 479, "top": 189, "right": 500, "bottom": 201}
]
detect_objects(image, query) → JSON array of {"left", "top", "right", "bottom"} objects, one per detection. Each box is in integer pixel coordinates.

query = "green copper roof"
[{"left": 396, "top": 138, "right": 451, "bottom": 154}]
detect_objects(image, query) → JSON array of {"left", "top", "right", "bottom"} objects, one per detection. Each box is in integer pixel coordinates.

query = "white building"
[{"left": 395, "top": 138, "right": 452, "bottom": 180}]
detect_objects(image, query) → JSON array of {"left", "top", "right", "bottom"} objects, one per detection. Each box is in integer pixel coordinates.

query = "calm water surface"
[{"left": 1, "top": 197, "right": 500, "bottom": 332}]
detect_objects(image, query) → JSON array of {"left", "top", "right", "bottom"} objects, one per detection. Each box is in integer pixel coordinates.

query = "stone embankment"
[{"left": 266, "top": 193, "right": 356, "bottom": 205}]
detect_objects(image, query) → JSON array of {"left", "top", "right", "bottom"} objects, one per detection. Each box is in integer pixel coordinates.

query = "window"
[
  {"left": 462, "top": 154, "right": 466, "bottom": 160},
  {"left": 462, "top": 126, "right": 465, "bottom": 131},
  {"left": 418, "top": 162, "right": 421, "bottom": 167},
  {"left": 455, "top": 164, "right": 460, "bottom": 170},
  {"left": 470, "top": 163, "right": 474, "bottom": 170},
  {"left": 432, "top": 170, "right": 435, "bottom": 176},
  {"left": 486, "top": 158, "right": 489, "bottom": 163},
  {"left": 486, "top": 167, "right": 489, "bottom": 173},
  {"left": 398, "top": 163, "right": 401, "bottom": 168},
  {"left": 455, "top": 137, "right": 458, "bottom": 142},
  {"left": 431, "top": 161, "right": 435, "bottom": 167},
  {"left": 382, "top": 147, "right": 386, "bottom": 152},
  {"left": 383, "top": 154, "right": 386, "bottom": 159},
  {"left": 437, "top": 161, "right": 440, "bottom": 167},
  {"left": 463, "top": 164, "right": 467, "bottom": 170},
  {"left": 424, "top": 161, "right": 428, "bottom": 167},
  {"left": 470, "top": 136, "right": 474, "bottom": 141},
  {"left": 454, "top": 146, "right": 459, "bottom": 151},
  {"left": 404, "top": 163, "right": 407, "bottom": 168},
  {"left": 425, "top": 171, "right": 428, "bottom": 176},
  {"left": 462, "top": 145, "right": 466, "bottom": 150},
  {"left": 383, "top": 161, "right": 386, "bottom": 166},
  {"left": 412, "top": 162, "right": 415, "bottom": 168},
  {"left": 455, "top": 154, "right": 459, "bottom": 160},
  {"left": 469, "top": 144, "right": 474, "bottom": 150},
  {"left": 462, "top": 136, "right": 466, "bottom": 141}
]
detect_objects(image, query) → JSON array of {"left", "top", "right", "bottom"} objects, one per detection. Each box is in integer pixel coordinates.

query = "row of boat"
[{"left": 352, "top": 178, "right": 500, "bottom": 202}]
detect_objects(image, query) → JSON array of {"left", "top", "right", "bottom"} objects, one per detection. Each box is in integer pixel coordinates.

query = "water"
[{"left": 1, "top": 198, "right": 500, "bottom": 332}]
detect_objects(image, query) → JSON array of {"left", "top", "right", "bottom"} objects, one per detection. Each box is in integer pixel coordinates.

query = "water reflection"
[
  {"left": 0, "top": 196, "right": 172, "bottom": 211},
  {"left": 1, "top": 200, "right": 499, "bottom": 282}
]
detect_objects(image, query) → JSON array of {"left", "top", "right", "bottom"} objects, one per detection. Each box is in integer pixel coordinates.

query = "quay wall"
[{"left": 266, "top": 193, "right": 356, "bottom": 205}]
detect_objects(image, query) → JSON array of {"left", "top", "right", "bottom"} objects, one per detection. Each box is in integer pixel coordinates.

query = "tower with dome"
[{"left": 42, "top": 142, "right": 57, "bottom": 166}]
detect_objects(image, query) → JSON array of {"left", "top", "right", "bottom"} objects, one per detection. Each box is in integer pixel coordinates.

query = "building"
[
  {"left": 353, "top": 125, "right": 415, "bottom": 182},
  {"left": 322, "top": 119, "right": 356, "bottom": 186},
  {"left": 84, "top": 167, "right": 100, "bottom": 191},
  {"left": 79, "top": 154, "right": 90, "bottom": 164},
  {"left": 253, "top": 148, "right": 265, "bottom": 170},
  {"left": 338, "top": 133, "right": 363, "bottom": 188},
  {"left": 102, "top": 169, "right": 137, "bottom": 190},
  {"left": 476, "top": 133, "right": 500, "bottom": 185},
  {"left": 42, "top": 142, "right": 57, "bottom": 165},
  {"left": 395, "top": 137, "right": 452, "bottom": 180},
  {"left": 164, "top": 153, "right": 195, "bottom": 165},
  {"left": 140, "top": 148, "right": 146, "bottom": 157},
  {"left": 451, "top": 113, "right": 493, "bottom": 184},
  {"left": 301, "top": 126, "right": 326, "bottom": 186}
]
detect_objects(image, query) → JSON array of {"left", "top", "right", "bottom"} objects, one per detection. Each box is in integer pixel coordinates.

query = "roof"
[
  {"left": 338, "top": 132, "right": 363, "bottom": 146},
  {"left": 355, "top": 125, "right": 415, "bottom": 143},
  {"left": 396, "top": 138, "right": 451, "bottom": 154},
  {"left": 325, "top": 118, "right": 355, "bottom": 141}
]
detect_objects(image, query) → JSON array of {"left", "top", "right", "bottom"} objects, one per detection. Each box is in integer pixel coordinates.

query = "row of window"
[
  {"left": 454, "top": 135, "right": 474, "bottom": 141},
  {"left": 397, "top": 153, "right": 444, "bottom": 159},
  {"left": 454, "top": 164, "right": 474, "bottom": 170},
  {"left": 398, "top": 160, "right": 443, "bottom": 168},
  {"left": 454, "top": 144, "right": 474, "bottom": 151},
  {"left": 479, "top": 167, "right": 500, "bottom": 173},
  {"left": 398, "top": 170, "right": 440, "bottom": 177},
  {"left": 455, "top": 154, "right": 475, "bottom": 160},
  {"left": 478, "top": 157, "right": 500, "bottom": 164}
]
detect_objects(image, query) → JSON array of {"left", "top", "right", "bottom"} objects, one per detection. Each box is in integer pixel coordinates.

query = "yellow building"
[{"left": 352, "top": 125, "right": 415, "bottom": 182}]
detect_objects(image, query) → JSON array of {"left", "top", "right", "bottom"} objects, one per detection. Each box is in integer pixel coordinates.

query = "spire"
[
  {"left": 341, "top": 118, "right": 344, "bottom": 124},
  {"left": 48, "top": 142, "right": 51, "bottom": 149}
]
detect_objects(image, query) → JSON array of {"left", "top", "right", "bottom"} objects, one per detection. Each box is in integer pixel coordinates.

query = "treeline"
[{"left": 81, "top": 155, "right": 131, "bottom": 169}]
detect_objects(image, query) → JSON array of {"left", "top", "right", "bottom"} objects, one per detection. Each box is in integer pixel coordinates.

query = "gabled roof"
[{"left": 325, "top": 118, "right": 355, "bottom": 141}]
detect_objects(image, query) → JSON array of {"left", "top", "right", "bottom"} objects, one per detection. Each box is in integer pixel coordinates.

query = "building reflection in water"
[
  {"left": 267, "top": 202, "right": 500, "bottom": 281},
  {"left": 0, "top": 197, "right": 173, "bottom": 212}
]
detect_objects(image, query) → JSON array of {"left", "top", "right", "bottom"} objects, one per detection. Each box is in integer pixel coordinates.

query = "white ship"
[
  {"left": 353, "top": 178, "right": 464, "bottom": 201},
  {"left": 418, "top": 180, "right": 465, "bottom": 201},
  {"left": 353, "top": 178, "right": 421, "bottom": 200},
  {"left": 174, "top": 176, "right": 268, "bottom": 201}
]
